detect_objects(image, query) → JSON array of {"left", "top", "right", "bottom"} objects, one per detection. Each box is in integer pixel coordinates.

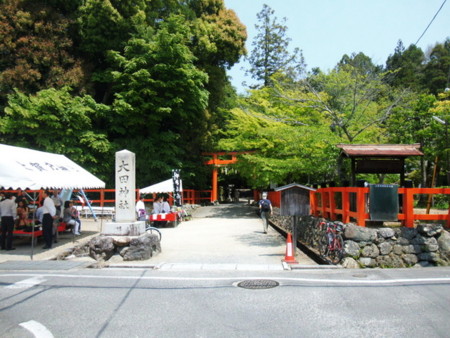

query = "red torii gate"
[{"left": 203, "top": 151, "right": 253, "bottom": 202}]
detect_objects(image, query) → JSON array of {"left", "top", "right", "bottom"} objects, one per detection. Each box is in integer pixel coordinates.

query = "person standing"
[
  {"left": 0, "top": 193, "right": 17, "bottom": 250},
  {"left": 258, "top": 192, "right": 273, "bottom": 234},
  {"left": 42, "top": 189, "right": 56, "bottom": 249},
  {"left": 161, "top": 195, "right": 171, "bottom": 214},
  {"left": 135, "top": 196, "right": 146, "bottom": 221},
  {"left": 51, "top": 190, "right": 63, "bottom": 243},
  {"left": 152, "top": 195, "right": 163, "bottom": 214},
  {"left": 35, "top": 200, "right": 44, "bottom": 225}
]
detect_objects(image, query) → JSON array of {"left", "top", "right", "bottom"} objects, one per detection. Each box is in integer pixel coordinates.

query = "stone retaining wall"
[{"left": 270, "top": 210, "right": 450, "bottom": 268}]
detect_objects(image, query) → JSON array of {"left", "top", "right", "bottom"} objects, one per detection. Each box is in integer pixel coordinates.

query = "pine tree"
[{"left": 247, "top": 4, "right": 304, "bottom": 88}]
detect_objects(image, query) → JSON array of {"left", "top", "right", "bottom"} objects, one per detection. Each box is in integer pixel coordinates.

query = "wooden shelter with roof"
[{"left": 336, "top": 144, "right": 424, "bottom": 187}]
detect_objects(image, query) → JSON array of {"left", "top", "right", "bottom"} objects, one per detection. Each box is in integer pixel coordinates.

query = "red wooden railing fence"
[
  {"left": 3, "top": 189, "right": 212, "bottom": 207},
  {"left": 310, "top": 187, "right": 450, "bottom": 228},
  {"left": 7, "top": 187, "right": 450, "bottom": 228}
]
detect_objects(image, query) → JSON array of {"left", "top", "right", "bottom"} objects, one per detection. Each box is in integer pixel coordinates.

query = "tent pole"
[
  {"left": 30, "top": 191, "right": 37, "bottom": 261},
  {"left": 80, "top": 189, "right": 97, "bottom": 221}
]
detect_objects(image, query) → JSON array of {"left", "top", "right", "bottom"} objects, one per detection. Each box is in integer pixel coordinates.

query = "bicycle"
[
  {"left": 145, "top": 219, "right": 162, "bottom": 241},
  {"left": 319, "top": 221, "right": 345, "bottom": 264}
]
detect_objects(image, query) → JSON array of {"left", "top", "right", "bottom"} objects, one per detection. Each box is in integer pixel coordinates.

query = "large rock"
[
  {"left": 341, "top": 257, "right": 360, "bottom": 269},
  {"left": 418, "top": 252, "right": 440, "bottom": 263},
  {"left": 412, "top": 236, "right": 439, "bottom": 252},
  {"left": 393, "top": 244, "right": 403, "bottom": 255},
  {"left": 402, "top": 244, "right": 422, "bottom": 255},
  {"left": 417, "top": 224, "right": 443, "bottom": 237},
  {"left": 344, "top": 240, "right": 360, "bottom": 258},
  {"left": 376, "top": 254, "right": 405, "bottom": 268},
  {"left": 378, "top": 242, "right": 393, "bottom": 255},
  {"left": 358, "top": 257, "right": 376, "bottom": 268},
  {"left": 402, "top": 254, "right": 419, "bottom": 266},
  {"left": 438, "top": 230, "right": 450, "bottom": 255},
  {"left": 361, "top": 243, "right": 379, "bottom": 258},
  {"left": 400, "top": 228, "right": 418, "bottom": 240},
  {"left": 344, "top": 224, "right": 377, "bottom": 242},
  {"left": 378, "top": 228, "right": 396, "bottom": 239},
  {"left": 120, "top": 233, "right": 161, "bottom": 261},
  {"left": 89, "top": 236, "right": 115, "bottom": 261},
  {"left": 112, "top": 236, "right": 132, "bottom": 247}
]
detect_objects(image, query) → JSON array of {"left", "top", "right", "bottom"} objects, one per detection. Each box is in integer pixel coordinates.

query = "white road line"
[
  {"left": 19, "top": 320, "right": 54, "bottom": 338},
  {"left": 5, "top": 276, "right": 46, "bottom": 289},
  {"left": 1, "top": 273, "right": 450, "bottom": 286}
]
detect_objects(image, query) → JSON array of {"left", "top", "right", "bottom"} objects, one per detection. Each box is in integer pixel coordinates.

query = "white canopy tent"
[
  {"left": 140, "top": 178, "right": 182, "bottom": 194},
  {"left": 0, "top": 143, "right": 105, "bottom": 260},
  {"left": 0, "top": 144, "right": 105, "bottom": 190}
]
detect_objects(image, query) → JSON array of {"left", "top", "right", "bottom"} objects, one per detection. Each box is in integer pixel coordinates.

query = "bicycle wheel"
[
  {"left": 145, "top": 226, "right": 162, "bottom": 241},
  {"left": 329, "top": 234, "right": 344, "bottom": 264},
  {"left": 319, "top": 234, "right": 329, "bottom": 257}
]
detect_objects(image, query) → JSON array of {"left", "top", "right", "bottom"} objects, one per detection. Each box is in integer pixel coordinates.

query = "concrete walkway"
[
  {"left": 109, "top": 202, "right": 317, "bottom": 270},
  {"left": 0, "top": 202, "right": 317, "bottom": 270}
]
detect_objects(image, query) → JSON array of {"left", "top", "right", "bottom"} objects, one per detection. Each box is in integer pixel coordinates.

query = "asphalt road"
[
  {"left": 1, "top": 203, "right": 450, "bottom": 337},
  {"left": 1, "top": 267, "right": 450, "bottom": 337}
]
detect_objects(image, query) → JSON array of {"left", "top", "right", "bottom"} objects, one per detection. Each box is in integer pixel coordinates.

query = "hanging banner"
[{"left": 172, "top": 169, "right": 182, "bottom": 206}]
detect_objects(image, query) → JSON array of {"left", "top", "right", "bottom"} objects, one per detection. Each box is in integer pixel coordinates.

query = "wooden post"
[
  {"left": 426, "top": 156, "right": 439, "bottom": 214},
  {"left": 320, "top": 190, "right": 326, "bottom": 218},
  {"left": 212, "top": 167, "right": 218, "bottom": 202},
  {"left": 310, "top": 190, "right": 317, "bottom": 216},
  {"left": 356, "top": 188, "right": 366, "bottom": 226},
  {"left": 403, "top": 188, "right": 415, "bottom": 228},
  {"left": 292, "top": 215, "right": 298, "bottom": 260},
  {"left": 342, "top": 188, "right": 350, "bottom": 223},
  {"left": 329, "top": 188, "right": 336, "bottom": 219},
  {"left": 100, "top": 189, "right": 105, "bottom": 208}
]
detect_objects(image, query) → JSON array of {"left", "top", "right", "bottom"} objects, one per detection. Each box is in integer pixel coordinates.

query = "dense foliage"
[
  {"left": 0, "top": 0, "right": 246, "bottom": 188},
  {"left": 219, "top": 5, "right": 450, "bottom": 189}
]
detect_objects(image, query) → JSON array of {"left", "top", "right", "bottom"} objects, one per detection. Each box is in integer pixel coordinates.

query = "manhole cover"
[
  {"left": 237, "top": 279, "right": 279, "bottom": 289},
  {"left": 352, "top": 273, "right": 368, "bottom": 278}
]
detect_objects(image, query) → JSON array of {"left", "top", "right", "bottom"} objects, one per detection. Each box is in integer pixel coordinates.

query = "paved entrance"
[
  {"left": 0, "top": 202, "right": 318, "bottom": 271},
  {"left": 110, "top": 202, "right": 317, "bottom": 270}
]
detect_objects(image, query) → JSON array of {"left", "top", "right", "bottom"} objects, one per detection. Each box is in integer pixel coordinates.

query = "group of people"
[
  {"left": 135, "top": 194, "right": 171, "bottom": 225},
  {"left": 0, "top": 189, "right": 34, "bottom": 250},
  {"left": 0, "top": 189, "right": 82, "bottom": 251}
]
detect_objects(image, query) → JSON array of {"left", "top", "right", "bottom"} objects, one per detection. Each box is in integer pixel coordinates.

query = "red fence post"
[
  {"left": 356, "top": 188, "right": 366, "bottom": 227},
  {"left": 403, "top": 188, "right": 415, "bottom": 228},
  {"left": 342, "top": 188, "right": 350, "bottom": 223},
  {"left": 329, "top": 188, "right": 336, "bottom": 220},
  {"left": 320, "top": 189, "right": 327, "bottom": 218},
  {"left": 310, "top": 191, "right": 317, "bottom": 217}
]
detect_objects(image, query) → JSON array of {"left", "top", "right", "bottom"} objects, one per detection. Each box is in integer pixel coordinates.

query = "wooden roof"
[
  {"left": 337, "top": 144, "right": 423, "bottom": 157},
  {"left": 275, "top": 183, "right": 316, "bottom": 192}
]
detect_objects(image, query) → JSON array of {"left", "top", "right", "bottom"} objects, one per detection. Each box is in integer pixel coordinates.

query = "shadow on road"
[
  {"left": 195, "top": 202, "right": 258, "bottom": 219},
  {"left": 233, "top": 231, "right": 283, "bottom": 248}
]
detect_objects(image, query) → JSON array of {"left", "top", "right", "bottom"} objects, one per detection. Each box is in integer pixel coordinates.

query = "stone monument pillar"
[{"left": 102, "top": 150, "right": 146, "bottom": 236}]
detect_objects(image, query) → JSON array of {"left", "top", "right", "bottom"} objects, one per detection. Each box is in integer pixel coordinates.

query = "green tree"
[
  {"left": 220, "top": 62, "right": 413, "bottom": 187},
  {"left": 188, "top": 0, "right": 247, "bottom": 144},
  {"left": 428, "top": 91, "right": 450, "bottom": 184},
  {"left": 423, "top": 38, "right": 450, "bottom": 95},
  {"left": 247, "top": 4, "right": 304, "bottom": 88},
  {"left": 0, "top": 87, "right": 111, "bottom": 178},
  {"left": 0, "top": 0, "right": 84, "bottom": 107},
  {"left": 108, "top": 15, "right": 209, "bottom": 187},
  {"left": 384, "top": 93, "right": 437, "bottom": 187},
  {"left": 300, "top": 64, "right": 409, "bottom": 144},
  {"left": 385, "top": 40, "right": 425, "bottom": 92},
  {"left": 218, "top": 83, "right": 338, "bottom": 188},
  {"left": 337, "top": 52, "right": 383, "bottom": 75}
]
